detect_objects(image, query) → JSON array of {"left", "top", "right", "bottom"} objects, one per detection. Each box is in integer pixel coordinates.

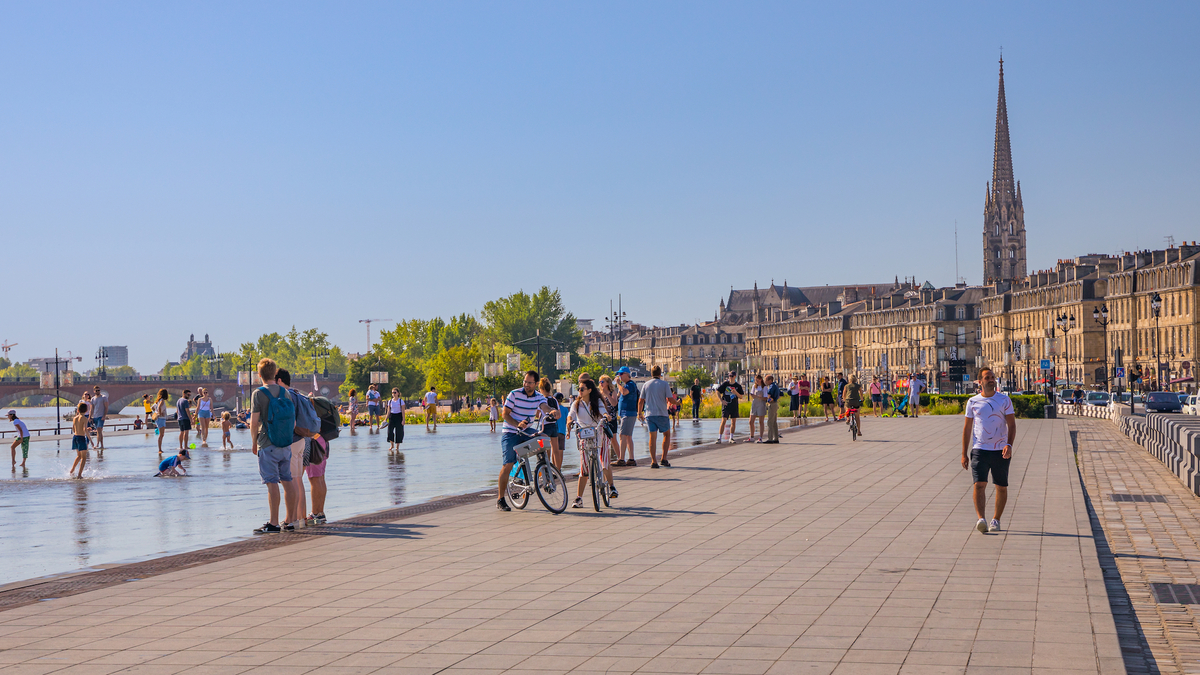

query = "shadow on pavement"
[
  {"left": 670, "top": 466, "right": 752, "bottom": 472},
  {"left": 310, "top": 522, "right": 435, "bottom": 540},
  {"left": 614, "top": 506, "right": 717, "bottom": 518}
]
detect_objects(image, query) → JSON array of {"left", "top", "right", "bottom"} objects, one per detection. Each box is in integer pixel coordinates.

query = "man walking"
[
  {"left": 424, "top": 386, "right": 438, "bottom": 431},
  {"left": 250, "top": 358, "right": 298, "bottom": 534},
  {"left": 716, "top": 371, "right": 744, "bottom": 442},
  {"left": 614, "top": 367, "right": 639, "bottom": 466},
  {"left": 638, "top": 366, "right": 677, "bottom": 468},
  {"left": 690, "top": 378, "right": 703, "bottom": 420},
  {"left": 764, "top": 375, "right": 780, "bottom": 443},
  {"left": 796, "top": 373, "right": 811, "bottom": 425},
  {"left": 90, "top": 385, "right": 109, "bottom": 450},
  {"left": 962, "top": 367, "right": 1016, "bottom": 533},
  {"left": 909, "top": 374, "right": 925, "bottom": 417}
]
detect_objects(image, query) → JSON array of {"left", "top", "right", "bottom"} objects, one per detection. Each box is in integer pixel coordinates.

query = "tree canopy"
[{"left": 481, "top": 287, "right": 582, "bottom": 378}]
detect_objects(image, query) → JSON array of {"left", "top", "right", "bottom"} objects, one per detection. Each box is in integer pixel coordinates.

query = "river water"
[{"left": 1, "top": 409, "right": 729, "bottom": 586}]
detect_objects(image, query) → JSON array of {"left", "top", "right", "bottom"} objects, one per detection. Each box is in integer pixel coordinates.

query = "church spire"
[{"left": 991, "top": 57, "right": 1016, "bottom": 202}]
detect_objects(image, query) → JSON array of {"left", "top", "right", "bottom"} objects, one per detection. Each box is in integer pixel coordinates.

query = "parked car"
[
  {"left": 1184, "top": 395, "right": 1198, "bottom": 416},
  {"left": 1178, "top": 393, "right": 1189, "bottom": 406},
  {"left": 1145, "top": 391, "right": 1183, "bottom": 413},
  {"left": 1086, "top": 391, "right": 1111, "bottom": 407}
]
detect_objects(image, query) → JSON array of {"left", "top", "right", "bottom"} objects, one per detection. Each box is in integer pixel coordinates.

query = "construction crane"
[
  {"left": 0, "top": 341, "right": 16, "bottom": 359},
  {"left": 358, "top": 319, "right": 393, "bottom": 354}
]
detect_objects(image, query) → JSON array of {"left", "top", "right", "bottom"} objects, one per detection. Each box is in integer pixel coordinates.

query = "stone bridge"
[{"left": 0, "top": 374, "right": 345, "bottom": 412}]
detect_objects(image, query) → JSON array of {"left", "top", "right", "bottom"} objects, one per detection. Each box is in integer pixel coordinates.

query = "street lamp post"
[
  {"left": 312, "top": 349, "right": 330, "bottom": 378},
  {"left": 1151, "top": 292, "right": 1163, "bottom": 391},
  {"left": 1093, "top": 305, "right": 1111, "bottom": 392},
  {"left": 94, "top": 347, "right": 109, "bottom": 381},
  {"left": 205, "top": 347, "right": 223, "bottom": 380}
]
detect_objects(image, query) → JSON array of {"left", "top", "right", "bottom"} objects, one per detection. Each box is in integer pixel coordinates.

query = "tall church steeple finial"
[
  {"left": 982, "top": 56, "right": 1027, "bottom": 285},
  {"left": 991, "top": 57, "right": 1015, "bottom": 202}
]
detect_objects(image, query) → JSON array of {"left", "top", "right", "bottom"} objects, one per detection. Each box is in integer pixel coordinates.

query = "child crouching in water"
[
  {"left": 156, "top": 448, "right": 190, "bottom": 477},
  {"left": 220, "top": 411, "right": 234, "bottom": 449},
  {"left": 69, "top": 403, "right": 89, "bottom": 478}
]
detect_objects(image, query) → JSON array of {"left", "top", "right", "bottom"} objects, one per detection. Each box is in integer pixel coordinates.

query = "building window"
[
  {"left": 994, "top": 224, "right": 999, "bottom": 236},
  {"left": 1009, "top": 222, "right": 1014, "bottom": 235},
  {"left": 686, "top": 335, "right": 693, "bottom": 345},
  {"left": 995, "top": 249, "right": 1001, "bottom": 260},
  {"left": 955, "top": 306, "right": 965, "bottom": 320},
  {"left": 937, "top": 328, "right": 945, "bottom": 345},
  {"left": 957, "top": 327, "right": 966, "bottom": 344},
  {"left": 722, "top": 334, "right": 728, "bottom": 344},
  {"left": 1009, "top": 249, "right": 1015, "bottom": 259},
  {"left": 688, "top": 348, "right": 693, "bottom": 358},
  {"left": 936, "top": 307, "right": 945, "bottom": 321}
]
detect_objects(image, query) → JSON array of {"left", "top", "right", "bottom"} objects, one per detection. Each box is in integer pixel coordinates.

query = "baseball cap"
[
  {"left": 6, "top": 410, "right": 15, "bottom": 417},
  {"left": 615, "top": 367, "right": 631, "bottom": 375}
]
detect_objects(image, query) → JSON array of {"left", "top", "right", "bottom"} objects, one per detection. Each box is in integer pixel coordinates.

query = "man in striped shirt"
[{"left": 498, "top": 370, "right": 556, "bottom": 511}]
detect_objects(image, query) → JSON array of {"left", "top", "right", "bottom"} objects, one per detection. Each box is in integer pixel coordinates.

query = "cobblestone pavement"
[
  {"left": 0, "top": 417, "right": 1120, "bottom": 675},
  {"left": 1073, "top": 418, "right": 1200, "bottom": 674}
]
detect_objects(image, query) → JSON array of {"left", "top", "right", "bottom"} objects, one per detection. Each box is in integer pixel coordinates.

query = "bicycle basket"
[{"left": 513, "top": 434, "right": 549, "bottom": 459}]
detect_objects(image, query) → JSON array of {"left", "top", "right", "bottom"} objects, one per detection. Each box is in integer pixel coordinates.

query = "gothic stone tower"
[{"left": 983, "top": 58, "right": 1027, "bottom": 284}]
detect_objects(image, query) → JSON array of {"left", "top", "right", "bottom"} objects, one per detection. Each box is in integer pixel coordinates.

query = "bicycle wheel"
[
  {"left": 535, "top": 462, "right": 569, "bottom": 514},
  {"left": 507, "top": 463, "right": 529, "bottom": 510},
  {"left": 600, "top": 469, "right": 611, "bottom": 508},
  {"left": 589, "top": 451, "right": 601, "bottom": 512}
]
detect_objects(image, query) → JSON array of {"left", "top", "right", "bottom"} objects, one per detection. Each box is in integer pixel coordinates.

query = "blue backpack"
[
  {"left": 288, "top": 388, "right": 321, "bottom": 441},
  {"left": 258, "top": 386, "right": 296, "bottom": 447}
]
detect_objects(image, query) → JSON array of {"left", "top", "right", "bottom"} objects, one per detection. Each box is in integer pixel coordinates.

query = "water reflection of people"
[{"left": 388, "top": 451, "right": 406, "bottom": 506}]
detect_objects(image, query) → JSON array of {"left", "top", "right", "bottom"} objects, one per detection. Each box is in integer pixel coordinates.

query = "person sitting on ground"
[
  {"left": 69, "top": 403, "right": 89, "bottom": 478},
  {"left": 156, "top": 448, "right": 191, "bottom": 477}
]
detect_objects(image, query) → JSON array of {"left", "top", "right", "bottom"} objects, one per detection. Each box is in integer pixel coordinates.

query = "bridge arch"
[
  {"left": 109, "top": 387, "right": 190, "bottom": 414},
  {"left": 0, "top": 389, "right": 82, "bottom": 410}
]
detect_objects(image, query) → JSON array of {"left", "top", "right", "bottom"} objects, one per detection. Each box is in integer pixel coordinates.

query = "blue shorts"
[
  {"left": 646, "top": 415, "right": 670, "bottom": 433},
  {"left": 257, "top": 443, "right": 293, "bottom": 484},
  {"left": 501, "top": 432, "right": 523, "bottom": 465},
  {"left": 197, "top": 410, "right": 211, "bottom": 419},
  {"left": 368, "top": 404, "right": 381, "bottom": 415},
  {"left": 871, "top": 394, "right": 882, "bottom": 403},
  {"left": 91, "top": 417, "right": 105, "bottom": 429},
  {"left": 542, "top": 419, "right": 558, "bottom": 436},
  {"left": 155, "top": 417, "right": 167, "bottom": 429},
  {"left": 72, "top": 435, "right": 87, "bottom": 452}
]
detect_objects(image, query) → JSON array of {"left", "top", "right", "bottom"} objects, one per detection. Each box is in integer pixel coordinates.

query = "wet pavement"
[{"left": 1, "top": 413, "right": 727, "bottom": 586}]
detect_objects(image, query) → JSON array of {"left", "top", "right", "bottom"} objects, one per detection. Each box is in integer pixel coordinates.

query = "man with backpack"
[
  {"left": 277, "top": 368, "right": 336, "bottom": 527},
  {"left": 251, "top": 358, "right": 298, "bottom": 535}
]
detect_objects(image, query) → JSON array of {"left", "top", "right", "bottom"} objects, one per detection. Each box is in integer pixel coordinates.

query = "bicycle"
[
  {"left": 506, "top": 418, "right": 570, "bottom": 514},
  {"left": 574, "top": 421, "right": 612, "bottom": 511},
  {"left": 846, "top": 408, "right": 860, "bottom": 440}
]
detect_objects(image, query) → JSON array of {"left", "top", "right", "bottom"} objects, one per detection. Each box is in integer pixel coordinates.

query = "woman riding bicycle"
[{"left": 567, "top": 379, "right": 618, "bottom": 508}]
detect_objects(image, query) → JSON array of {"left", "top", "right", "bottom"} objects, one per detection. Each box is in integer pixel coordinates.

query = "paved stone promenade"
[
  {"left": 1072, "top": 417, "right": 1200, "bottom": 674},
  {"left": 0, "top": 417, "right": 1122, "bottom": 675}
]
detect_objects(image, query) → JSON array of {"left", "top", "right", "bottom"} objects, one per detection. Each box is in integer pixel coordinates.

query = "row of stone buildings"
[{"left": 580, "top": 245, "right": 1198, "bottom": 393}]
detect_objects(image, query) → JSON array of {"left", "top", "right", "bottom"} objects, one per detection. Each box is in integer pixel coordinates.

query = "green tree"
[
  {"left": 238, "top": 328, "right": 348, "bottom": 375},
  {"left": 481, "top": 287, "right": 583, "bottom": 378},
  {"left": 341, "top": 352, "right": 424, "bottom": 399},
  {"left": 671, "top": 366, "right": 714, "bottom": 391},
  {"left": 85, "top": 365, "right": 139, "bottom": 378},
  {"left": 0, "top": 363, "right": 37, "bottom": 379},
  {"left": 424, "top": 345, "right": 482, "bottom": 397},
  {"left": 0, "top": 357, "right": 10, "bottom": 369}
]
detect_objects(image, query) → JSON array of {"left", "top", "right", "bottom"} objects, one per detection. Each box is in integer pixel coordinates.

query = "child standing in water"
[
  {"left": 69, "top": 403, "right": 89, "bottom": 478},
  {"left": 488, "top": 398, "right": 498, "bottom": 433},
  {"left": 220, "top": 411, "right": 235, "bottom": 449}
]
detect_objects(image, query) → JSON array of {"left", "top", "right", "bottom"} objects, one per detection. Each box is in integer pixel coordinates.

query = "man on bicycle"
[
  {"left": 497, "top": 370, "right": 557, "bottom": 512},
  {"left": 844, "top": 375, "right": 864, "bottom": 436}
]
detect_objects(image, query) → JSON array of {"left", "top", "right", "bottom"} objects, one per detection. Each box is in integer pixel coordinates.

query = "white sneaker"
[
  {"left": 988, "top": 519, "right": 1000, "bottom": 533},
  {"left": 976, "top": 518, "right": 988, "bottom": 534}
]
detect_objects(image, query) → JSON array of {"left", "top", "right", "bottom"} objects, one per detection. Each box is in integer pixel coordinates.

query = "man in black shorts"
[
  {"left": 961, "top": 367, "right": 1017, "bottom": 533},
  {"left": 716, "top": 372, "right": 744, "bottom": 443}
]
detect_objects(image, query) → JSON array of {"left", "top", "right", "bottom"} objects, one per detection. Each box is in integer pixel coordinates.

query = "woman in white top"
[
  {"left": 749, "top": 374, "right": 768, "bottom": 443},
  {"left": 567, "top": 379, "right": 618, "bottom": 507},
  {"left": 386, "top": 388, "right": 405, "bottom": 452},
  {"left": 347, "top": 389, "right": 358, "bottom": 435},
  {"left": 487, "top": 398, "right": 499, "bottom": 433}
]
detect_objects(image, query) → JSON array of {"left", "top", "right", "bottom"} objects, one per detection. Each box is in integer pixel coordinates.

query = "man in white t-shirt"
[
  {"left": 908, "top": 375, "right": 924, "bottom": 418},
  {"left": 962, "top": 367, "right": 1017, "bottom": 534},
  {"left": 424, "top": 387, "right": 438, "bottom": 431}
]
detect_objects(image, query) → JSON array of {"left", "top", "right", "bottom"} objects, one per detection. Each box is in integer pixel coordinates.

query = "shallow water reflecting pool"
[{"left": 1, "top": 416, "right": 730, "bottom": 585}]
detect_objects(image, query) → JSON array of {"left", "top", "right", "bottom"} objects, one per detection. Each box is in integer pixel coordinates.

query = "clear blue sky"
[{"left": 2, "top": 1, "right": 1197, "bottom": 372}]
